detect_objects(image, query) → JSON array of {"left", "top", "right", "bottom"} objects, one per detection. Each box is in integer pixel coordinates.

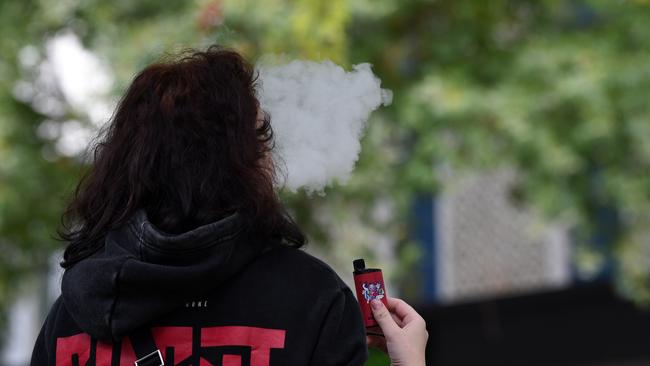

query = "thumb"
[{"left": 371, "top": 299, "right": 400, "bottom": 336}]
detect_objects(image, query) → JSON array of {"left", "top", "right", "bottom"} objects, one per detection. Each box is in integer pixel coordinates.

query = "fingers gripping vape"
[{"left": 353, "top": 259, "right": 388, "bottom": 327}]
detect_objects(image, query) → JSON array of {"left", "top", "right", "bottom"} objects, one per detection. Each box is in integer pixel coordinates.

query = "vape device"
[{"left": 353, "top": 258, "right": 388, "bottom": 327}]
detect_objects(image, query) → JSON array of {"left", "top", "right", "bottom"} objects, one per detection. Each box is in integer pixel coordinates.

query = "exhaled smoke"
[{"left": 257, "top": 60, "right": 392, "bottom": 193}]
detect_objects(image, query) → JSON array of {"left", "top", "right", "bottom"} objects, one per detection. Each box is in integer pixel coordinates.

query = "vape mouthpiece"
[{"left": 353, "top": 259, "right": 366, "bottom": 272}]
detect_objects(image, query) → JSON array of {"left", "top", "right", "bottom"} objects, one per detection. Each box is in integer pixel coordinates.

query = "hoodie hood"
[{"left": 61, "top": 209, "right": 268, "bottom": 341}]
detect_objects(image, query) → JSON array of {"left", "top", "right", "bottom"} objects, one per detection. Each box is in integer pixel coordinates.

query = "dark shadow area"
[{"left": 418, "top": 284, "right": 650, "bottom": 365}]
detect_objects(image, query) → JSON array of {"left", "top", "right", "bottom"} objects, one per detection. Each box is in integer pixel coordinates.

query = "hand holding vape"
[{"left": 352, "top": 258, "right": 388, "bottom": 327}]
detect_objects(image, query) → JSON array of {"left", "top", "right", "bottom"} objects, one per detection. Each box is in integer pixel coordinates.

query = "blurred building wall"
[{"left": 416, "top": 169, "right": 572, "bottom": 303}]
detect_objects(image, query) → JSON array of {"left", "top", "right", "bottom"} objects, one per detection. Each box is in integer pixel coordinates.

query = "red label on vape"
[{"left": 353, "top": 269, "right": 388, "bottom": 327}]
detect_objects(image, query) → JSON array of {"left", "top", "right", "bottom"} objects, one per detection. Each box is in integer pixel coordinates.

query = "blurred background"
[{"left": 2, "top": 0, "right": 650, "bottom": 365}]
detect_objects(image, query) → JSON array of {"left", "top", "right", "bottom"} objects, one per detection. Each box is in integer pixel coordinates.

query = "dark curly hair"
[{"left": 58, "top": 46, "right": 305, "bottom": 268}]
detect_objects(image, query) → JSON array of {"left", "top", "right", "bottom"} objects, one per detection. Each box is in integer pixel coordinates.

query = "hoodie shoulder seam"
[{"left": 107, "top": 257, "right": 131, "bottom": 341}]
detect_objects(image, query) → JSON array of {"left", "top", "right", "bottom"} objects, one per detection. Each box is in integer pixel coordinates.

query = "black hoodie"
[{"left": 30, "top": 209, "right": 368, "bottom": 365}]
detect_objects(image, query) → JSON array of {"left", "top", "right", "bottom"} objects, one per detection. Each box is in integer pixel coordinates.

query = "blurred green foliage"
[{"left": 2, "top": 2, "right": 650, "bottom": 361}]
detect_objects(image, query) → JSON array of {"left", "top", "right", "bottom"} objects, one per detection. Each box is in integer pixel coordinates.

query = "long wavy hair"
[{"left": 59, "top": 46, "right": 305, "bottom": 268}]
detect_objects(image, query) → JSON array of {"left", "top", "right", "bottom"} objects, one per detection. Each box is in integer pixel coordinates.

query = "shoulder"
[
  {"left": 41, "top": 296, "right": 65, "bottom": 333},
  {"left": 43, "top": 295, "right": 84, "bottom": 336},
  {"left": 247, "top": 244, "right": 349, "bottom": 291},
  {"left": 31, "top": 296, "right": 78, "bottom": 365}
]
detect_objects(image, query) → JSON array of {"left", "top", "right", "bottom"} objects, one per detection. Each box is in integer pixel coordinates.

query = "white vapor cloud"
[{"left": 258, "top": 60, "right": 392, "bottom": 193}]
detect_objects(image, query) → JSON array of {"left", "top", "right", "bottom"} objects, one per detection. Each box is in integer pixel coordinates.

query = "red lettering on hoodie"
[
  {"left": 201, "top": 326, "right": 286, "bottom": 366},
  {"left": 153, "top": 326, "right": 193, "bottom": 364},
  {"left": 56, "top": 326, "right": 285, "bottom": 366},
  {"left": 56, "top": 333, "right": 90, "bottom": 366},
  {"left": 95, "top": 340, "right": 113, "bottom": 365}
]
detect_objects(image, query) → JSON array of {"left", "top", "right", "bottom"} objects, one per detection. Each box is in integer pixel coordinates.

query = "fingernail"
[{"left": 371, "top": 299, "right": 382, "bottom": 310}]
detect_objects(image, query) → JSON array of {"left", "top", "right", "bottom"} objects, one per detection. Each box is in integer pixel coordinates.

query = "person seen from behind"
[{"left": 30, "top": 46, "right": 427, "bottom": 366}]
